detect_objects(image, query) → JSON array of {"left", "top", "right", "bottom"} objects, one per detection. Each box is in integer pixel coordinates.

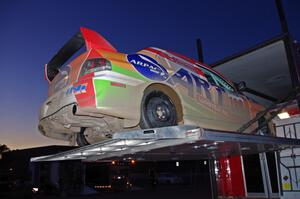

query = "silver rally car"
[{"left": 39, "top": 27, "right": 263, "bottom": 146}]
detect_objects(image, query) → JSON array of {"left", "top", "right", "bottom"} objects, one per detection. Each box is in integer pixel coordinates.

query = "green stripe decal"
[
  {"left": 112, "top": 64, "right": 147, "bottom": 81},
  {"left": 93, "top": 79, "right": 110, "bottom": 107}
]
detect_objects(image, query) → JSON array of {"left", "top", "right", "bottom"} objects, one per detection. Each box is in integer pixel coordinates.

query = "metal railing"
[{"left": 237, "top": 86, "right": 300, "bottom": 133}]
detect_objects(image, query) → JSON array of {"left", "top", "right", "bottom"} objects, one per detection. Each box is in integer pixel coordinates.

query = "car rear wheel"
[
  {"left": 76, "top": 127, "right": 113, "bottom": 146},
  {"left": 140, "top": 90, "right": 177, "bottom": 129}
]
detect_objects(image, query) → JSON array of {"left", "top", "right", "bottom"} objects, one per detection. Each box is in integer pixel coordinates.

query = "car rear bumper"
[{"left": 38, "top": 102, "right": 123, "bottom": 142}]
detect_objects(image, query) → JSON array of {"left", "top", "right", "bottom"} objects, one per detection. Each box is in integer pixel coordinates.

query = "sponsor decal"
[
  {"left": 66, "top": 84, "right": 87, "bottom": 95},
  {"left": 127, "top": 54, "right": 169, "bottom": 81},
  {"left": 171, "top": 68, "right": 245, "bottom": 116}
]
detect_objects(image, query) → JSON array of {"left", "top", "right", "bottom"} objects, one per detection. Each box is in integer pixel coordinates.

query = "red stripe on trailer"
[{"left": 217, "top": 156, "right": 245, "bottom": 197}]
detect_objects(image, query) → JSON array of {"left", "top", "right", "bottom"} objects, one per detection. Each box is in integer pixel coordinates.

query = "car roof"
[{"left": 139, "top": 47, "right": 235, "bottom": 87}]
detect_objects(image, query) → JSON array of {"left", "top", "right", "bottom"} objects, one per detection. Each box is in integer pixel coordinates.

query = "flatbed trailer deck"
[{"left": 30, "top": 125, "right": 300, "bottom": 162}]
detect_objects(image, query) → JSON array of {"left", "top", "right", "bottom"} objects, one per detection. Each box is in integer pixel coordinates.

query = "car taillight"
[{"left": 80, "top": 58, "right": 112, "bottom": 76}]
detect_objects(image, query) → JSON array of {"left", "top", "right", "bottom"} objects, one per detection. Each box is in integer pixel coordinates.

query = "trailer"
[{"left": 30, "top": 124, "right": 300, "bottom": 162}]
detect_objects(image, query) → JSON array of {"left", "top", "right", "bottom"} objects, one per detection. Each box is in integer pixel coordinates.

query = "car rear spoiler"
[{"left": 45, "top": 27, "right": 117, "bottom": 82}]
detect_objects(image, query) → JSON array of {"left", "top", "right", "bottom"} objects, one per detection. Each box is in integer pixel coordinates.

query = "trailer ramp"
[{"left": 31, "top": 125, "right": 300, "bottom": 162}]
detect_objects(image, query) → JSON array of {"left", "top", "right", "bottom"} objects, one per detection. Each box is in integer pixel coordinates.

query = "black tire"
[
  {"left": 140, "top": 90, "right": 177, "bottom": 129},
  {"left": 76, "top": 128, "right": 90, "bottom": 146}
]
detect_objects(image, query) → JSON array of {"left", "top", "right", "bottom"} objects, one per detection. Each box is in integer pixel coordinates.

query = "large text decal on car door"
[
  {"left": 172, "top": 68, "right": 216, "bottom": 103},
  {"left": 190, "top": 73, "right": 212, "bottom": 101},
  {"left": 171, "top": 68, "right": 244, "bottom": 111},
  {"left": 172, "top": 68, "right": 194, "bottom": 97}
]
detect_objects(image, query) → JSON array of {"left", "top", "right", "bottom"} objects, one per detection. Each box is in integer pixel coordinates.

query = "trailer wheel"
[{"left": 140, "top": 90, "right": 177, "bottom": 129}]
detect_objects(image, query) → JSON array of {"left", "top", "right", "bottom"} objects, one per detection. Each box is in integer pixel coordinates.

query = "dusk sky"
[{"left": 0, "top": 0, "right": 299, "bottom": 149}]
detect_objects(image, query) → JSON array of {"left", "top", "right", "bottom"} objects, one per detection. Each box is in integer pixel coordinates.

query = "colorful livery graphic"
[{"left": 39, "top": 27, "right": 263, "bottom": 146}]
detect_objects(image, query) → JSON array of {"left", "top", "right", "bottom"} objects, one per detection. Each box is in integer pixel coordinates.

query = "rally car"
[{"left": 38, "top": 27, "right": 263, "bottom": 146}]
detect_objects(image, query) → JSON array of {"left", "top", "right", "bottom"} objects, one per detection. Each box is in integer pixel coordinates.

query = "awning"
[{"left": 211, "top": 34, "right": 298, "bottom": 106}]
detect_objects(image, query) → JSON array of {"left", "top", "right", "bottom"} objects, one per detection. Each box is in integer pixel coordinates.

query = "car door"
[{"left": 199, "top": 66, "right": 251, "bottom": 131}]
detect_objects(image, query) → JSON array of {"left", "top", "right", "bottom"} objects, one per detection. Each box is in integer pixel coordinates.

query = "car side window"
[
  {"left": 200, "top": 66, "right": 235, "bottom": 92},
  {"left": 213, "top": 74, "right": 235, "bottom": 92},
  {"left": 200, "top": 68, "right": 217, "bottom": 85}
]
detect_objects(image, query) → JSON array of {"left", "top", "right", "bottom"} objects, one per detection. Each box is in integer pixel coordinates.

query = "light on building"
[
  {"left": 278, "top": 112, "right": 290, "bottom": 119},
  {"left": 176, "top": 161, "right": 180, "bottom": 167},
  {"left": 130, "top": 159, "right": 136, "bottom": 165}
]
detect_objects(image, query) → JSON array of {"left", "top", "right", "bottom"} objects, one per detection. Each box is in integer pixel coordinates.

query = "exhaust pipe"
[{"left": 72, "top": 105, "right": 104, "bottom": 118}]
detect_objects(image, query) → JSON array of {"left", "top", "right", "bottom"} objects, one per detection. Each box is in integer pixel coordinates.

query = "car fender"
[{"left": 136, "top": 82, "right": 184, "bottom": 125}]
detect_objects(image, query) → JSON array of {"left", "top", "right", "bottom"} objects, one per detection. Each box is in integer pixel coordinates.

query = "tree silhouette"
[{"left": 0, "top": 144, "right": 10, "bottom": 153}]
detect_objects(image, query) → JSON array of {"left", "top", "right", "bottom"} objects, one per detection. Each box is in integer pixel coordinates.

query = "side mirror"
[{"left": 236, "top": 81, "right": 246, "bottom": 92}]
